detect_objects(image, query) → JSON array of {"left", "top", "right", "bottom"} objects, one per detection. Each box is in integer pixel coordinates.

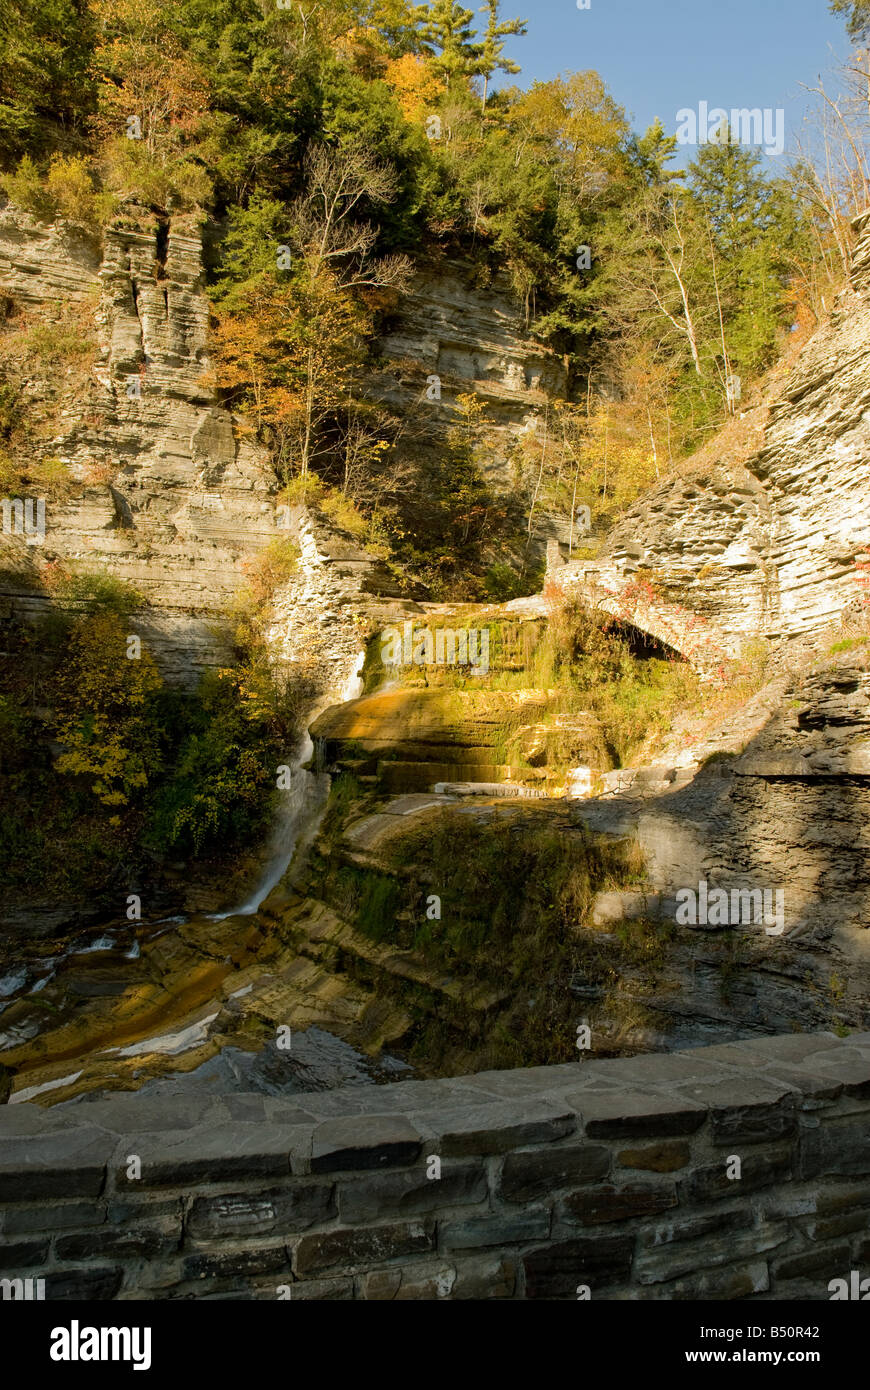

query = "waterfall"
[
  {"left": 213, "top": 649, "right": 366, "bottom": 919},
  {"left": 212, "top": 733, "right": 329, "bottom": 919},
  {"left": 340, "top": 649, "right": 366, "bottom": 703}
]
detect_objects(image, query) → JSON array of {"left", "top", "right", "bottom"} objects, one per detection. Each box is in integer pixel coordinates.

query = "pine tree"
[
  {"left": 627, "top": 119, "right": 681, "bottom": 189},
  {"left": 476, "top": 0, "right": 526, "bottom": 111},
  {"left": 830, "top": 0, "right": 870, "bottom": 42},
  {"left": 688, "top": 132, "right": 803, "bottom": 378},
  {"left": 0, "top": 0, "right": 95, "bottom": 164},
  {"left": 412, "top": 0, "right": 482, "bottom": 89}
]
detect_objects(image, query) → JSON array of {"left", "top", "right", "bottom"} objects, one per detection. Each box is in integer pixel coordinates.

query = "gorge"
[{"left": 2, "top": 0, "right": 870, "bottom": 1306}]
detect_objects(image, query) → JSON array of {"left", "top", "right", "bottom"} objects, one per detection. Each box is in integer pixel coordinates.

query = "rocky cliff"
[
  {"left": 0, "top": 205, "right": 284, "bottom": 679},
  {"left": 551, "top": 209, "right": 870, "bottom": 661},
  {"left": 371, "top": 255, "right": 571, "bottom": 550},
  {"left": 0, "top": 208, "right": 574, "bottom": 678}
]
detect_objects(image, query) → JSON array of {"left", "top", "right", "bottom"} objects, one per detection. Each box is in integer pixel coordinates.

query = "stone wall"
[{"left": 1, "top": 1032, "right": 869, "bottom": 1300}]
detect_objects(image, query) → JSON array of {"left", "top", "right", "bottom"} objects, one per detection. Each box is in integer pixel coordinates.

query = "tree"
[
  {"left": 384, "top": 51, "right": 444, "bottom": 121},
  {"left": 0, "top": 0, "right": 95, "bottom": 165},
  {"left": 90, "top": 0, "right": 212, "bottom": 208},
  {"left": 212, "top": 144, "right": 411, "bottom": 481},
  {"left": 412, "top": 0, "right": 482, "bottom": 89},
  {"left": 475, "top": 1, "right": 526, "bottom": 111},
  {"left": 509, "top": 72, "right": 629, "bottom": 198},
  {"left": 213, "top": 267, "right": 362, "bottom": 482},
  {"left": 689, "top": 133, "right": 806, "bottom": 379},
  {"left": 290, "top": 142, "right": 412, "bottom": 289},
  {"left": 620, "top": 184, "right": 707, "bottom": 378},
  {"left": 831, "top": 0, "right": 870, "bottom": 41},
  {"left": 53, "top": 611, "right": 164, "bottom": 813}
]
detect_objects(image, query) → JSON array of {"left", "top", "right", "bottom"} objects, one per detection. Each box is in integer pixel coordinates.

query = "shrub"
[
  {"left": 101, "top": 140, "right": 212, "bottom": 213},
  {"left": 1, "top": 155, "right": 113, "bottom": 231},
  {"left": 23, "top": 314, "right": 95, "bottom": 363},
  {"left": 319, "top": 487, "right": 369, "bottom": 542},
  {"left": 81, "top": 461, "right": 116, "bottom": 486},
  {"left": 46, "top": 569, "right": 144, "bottom": 618},
  {"left": 484, "top": 562, "right": 526, "bottom": 601},
  {"left": 357, "top": 872, "right": 400, "bottom": 942},
  {"left": 241, "top": 536, "right": 300, "bottom": 606},
  {"left": 0, "top": 155, "right": 54, "bottom": 220},
  {"left": 45, "top": 155, "right": 114, "bottom": 228},
  {"left": 0, "top": 451, "right": 20, "bottom": 492},
  {"left": 280, "top": 474, "right": 324, "bottom": 507},
  {"left": 28, "top": 456, "right": 73, "bottom": 497}
]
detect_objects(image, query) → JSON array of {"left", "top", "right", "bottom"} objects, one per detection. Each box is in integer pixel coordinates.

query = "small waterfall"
[
  {"left": 340, "top": 650, "right": 366, "bottom": 703},
  {"left": 213, "top": 650, "right": 366, "bottom": 920},
  {"left": 214, "top": 731, "right": 330, "bottom": 919}
]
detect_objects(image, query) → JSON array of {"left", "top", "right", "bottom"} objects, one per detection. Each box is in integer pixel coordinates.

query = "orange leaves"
[
  {"left": 211, "top": 265, "right": 364, "bottom": 476},
  {"left": 383, "top": 53, "right": 444, "bottom": 123},
  {"left": 89, "top": 0, "right": 212, "bottom": 197}
]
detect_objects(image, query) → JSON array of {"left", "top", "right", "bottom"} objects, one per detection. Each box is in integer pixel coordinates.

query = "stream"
[{"left": 0, "top": 653, "right": 413, "bottom": 1104}]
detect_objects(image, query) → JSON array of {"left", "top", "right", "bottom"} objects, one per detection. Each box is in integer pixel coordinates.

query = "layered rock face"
[
  {"left": 266, "top": 506, "right": 413, "bottom": 703},
  {"left": 0, "top": 205, "right": 276, "bottom": 680},
  {"left": 311, "top": 686, "right": 611, "bottom": 794},
  {"left": 553, "top": 209, "right": 870, "bottom": 660},
  {"left": 0, "top": 213, "right": 575, "bottom": 677},
  {"left": 374, "top": 257, "right": 567, "bottom": 458},
  {"left": 371, "top": 256, "right": 571, "bottom": 547},
  {"left": 564, "top": 650, "right": 870, "bottom": 1045}
]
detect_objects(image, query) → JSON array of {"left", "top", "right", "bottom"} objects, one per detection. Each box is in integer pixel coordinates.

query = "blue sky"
[{"left": 477, "top": 0, "right": 851, "bottom": 163}]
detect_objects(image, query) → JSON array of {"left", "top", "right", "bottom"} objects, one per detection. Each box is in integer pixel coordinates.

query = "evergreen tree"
[
  {"left": 830, "top": 0, "right": 870, "bottom": 41},
  {"left": 476, "top": 0, "right": 526, "bottom": 111},
  {"left": 0, "top": 0, "right": 95, "bottom": 165},
  {"left": 688, "top": 132, "right": 804, "bottom": 378},
  {"left": 625, "top": 119, "right": 681, "bottom": 189},
  {"left": 412, "top": 0, "right": 482, "bottom": 89}
]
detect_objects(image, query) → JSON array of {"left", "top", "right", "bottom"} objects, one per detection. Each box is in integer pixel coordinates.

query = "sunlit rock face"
[
  {"left": 553, "top": 209, "right": 870, "bottom": 660},
  {"left": 373, "top": 257, "right": 567, "bottom": 462},
  {"left": 370, "top": 255, "right": 572, "bottom": 551},
  {"left": 0, "top": 212, "right": 576, "bottom": 679},
  {"left": 0, "top": 204, "right": 276, "bottom": 683}
]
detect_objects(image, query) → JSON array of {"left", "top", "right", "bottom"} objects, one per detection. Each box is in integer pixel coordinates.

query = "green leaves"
[
  {"left": 830, "top": 0, "right": 870, "bottom": 41},
  {"left": 0, "top": 0, "right": 96, "bottom": 165}
]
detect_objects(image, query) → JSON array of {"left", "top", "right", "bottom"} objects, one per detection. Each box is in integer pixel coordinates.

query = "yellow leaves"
[
  {"left": 240, "top": 536, "right": 300, "bottom": 608},
  {"left": 383, "top": 53, "right": 444, "bottom": 123},
  {"left": 89, "top": 0, "right": 212, "bottom": 204},
  {"left": 511, "top": 72, "right": 629, "bottom": 187},
  {"left": 52, "top": 609, "right": 164, "bottom": 808}
]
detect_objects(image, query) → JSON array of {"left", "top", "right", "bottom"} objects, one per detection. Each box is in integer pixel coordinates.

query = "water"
[
  {"left": 0, "top": 968, "right": 28, "bottom": 998},
  {"left": 3, "top": 649, "right": 379, "bottom": 1099},
  {"left": 211, "top": 652, "right": 365, "bottom": 920},
  {"left": 211, "top": 733, "right": 330, "bottom": 919},
  {"left": 73, "top": 935, "right": 117, "bottom": 954}
]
